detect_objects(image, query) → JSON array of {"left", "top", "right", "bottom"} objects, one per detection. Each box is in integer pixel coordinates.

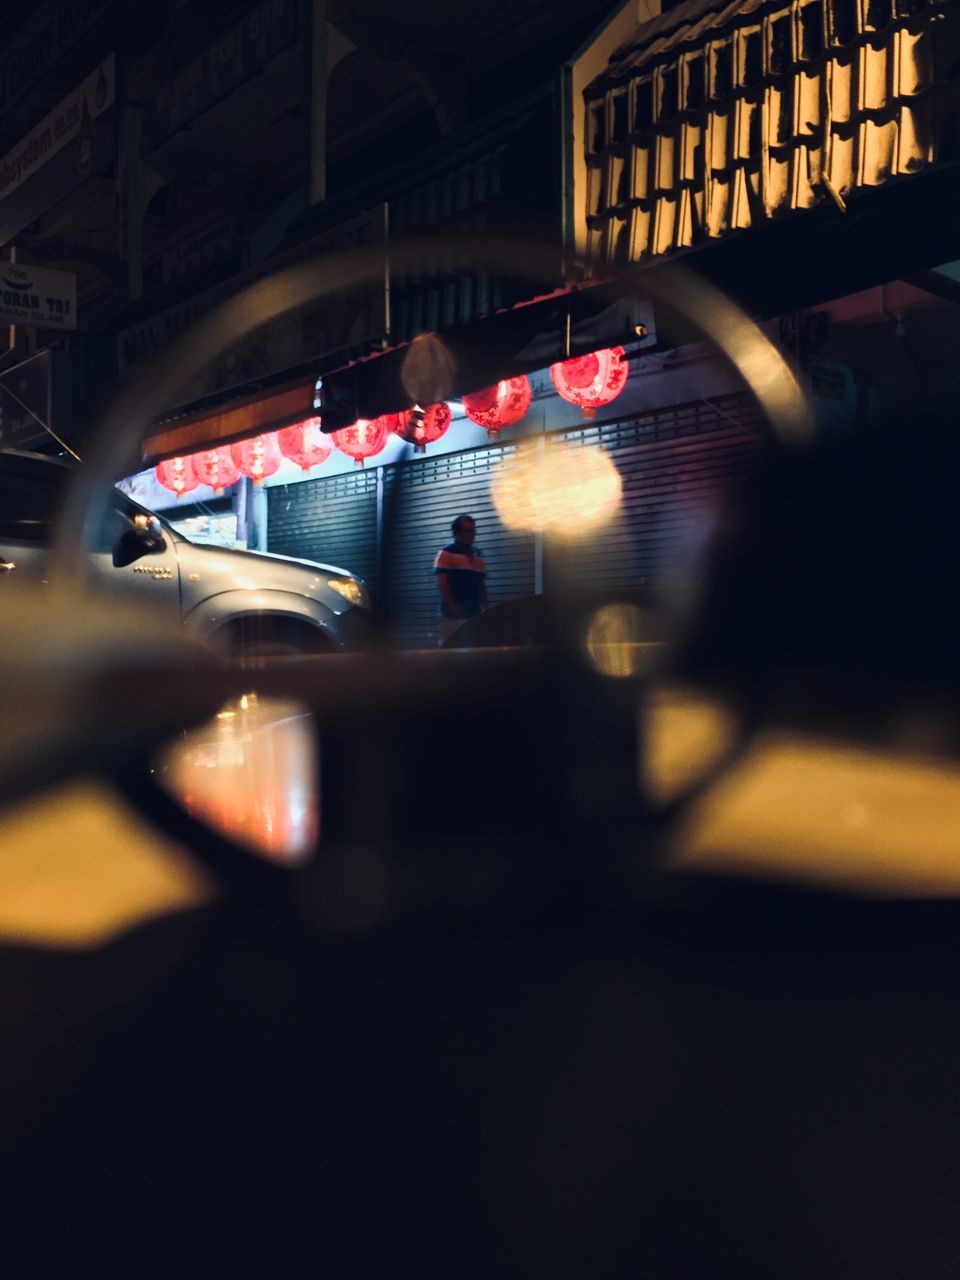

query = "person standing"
[{"left": 434, "top": 514, "right": 488, "bottom": 644}]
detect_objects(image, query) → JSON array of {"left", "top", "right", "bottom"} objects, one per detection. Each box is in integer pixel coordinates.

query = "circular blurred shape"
[
  {"left": 584, "top": 604, "right": 652, "bottom": 679},
  {"left": 401, "top": 333, "right": 457, "bottom": 407},
  {"left": 493, "top": 440, "right": 622, "bottom": 537}
]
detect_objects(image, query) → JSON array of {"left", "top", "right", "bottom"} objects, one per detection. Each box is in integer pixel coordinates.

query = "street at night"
[{"left": 1, "top": 0, "right": 960, "bottom": 1275}]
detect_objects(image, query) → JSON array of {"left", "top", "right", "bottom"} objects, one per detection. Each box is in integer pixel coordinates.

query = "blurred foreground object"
[
  {"left": 156, "top": 694, "right": 318, "bottom": 866},
  {"left": 493, "top": 440, "right": 623, "bottom": 537},
  {"left": 0, "top": 782, "right": 214, "bottom": 947}
]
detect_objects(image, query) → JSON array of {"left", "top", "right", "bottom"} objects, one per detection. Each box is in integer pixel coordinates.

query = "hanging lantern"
[
  {"left": 277, "top": 418, "right": 333, "bottom": 472},
  {"left": 231, "top": 433, "right": 283, "bottom": 484},
  {"left": 331, "top": 417, "right": 390, "bottom": 466},
  {"left": 550, "top": 347, "right": 629, "bottom": 415},
  {"left": 155, "top": 455, "right": 199, "bottom": 498},
  {"left": 462, "top": 376, "right": 532, "bottom": 437},
  {"left": 192, "top": 445, "right": 240, "bottom": 494},
  {"left": 388, "top": 402, "right": 452, "bottom": 453}
]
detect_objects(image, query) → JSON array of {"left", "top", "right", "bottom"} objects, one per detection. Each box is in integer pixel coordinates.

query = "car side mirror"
[{"left": 113, "top": 515, "right": 166, "bottom": 567}]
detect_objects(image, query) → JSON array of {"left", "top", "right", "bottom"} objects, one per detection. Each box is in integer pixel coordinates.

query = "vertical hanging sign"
[{"left": 0, "top": 262, "right": 76, "bottom": 329}]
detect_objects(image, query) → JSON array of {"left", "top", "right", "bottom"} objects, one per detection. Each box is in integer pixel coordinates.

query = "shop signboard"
[
  {"left": 0, "top": 0, "right": 115, "bottom": 117},
  {"left": 0, "top": 261, "right": 76, "bottom": 329},
  {"left": 143, "top": 214, "right": 238, "bottom": 291},
  {"left": 119, "top": 204, "right": 389, "bottom": 405},
  {"left": 148, "top": 0, "right": 297, "bottom": 148},
  {"left": 0, "top": 55, "right": 116, "bottom": 246}
]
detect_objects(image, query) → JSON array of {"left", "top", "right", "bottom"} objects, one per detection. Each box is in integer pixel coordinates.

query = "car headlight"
[{"left": 327, "top": 577, "right": 370, "bottom": 608}]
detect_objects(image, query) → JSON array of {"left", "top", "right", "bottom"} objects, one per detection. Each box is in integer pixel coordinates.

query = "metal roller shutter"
[
  {"left": 544, "top": 394, "right": 765, "bottom": 594},
  {"left": 265, "top": 394, "right": 763, "bottom": 645},
  {"left": 267, "top": 468, "right": 380, "bottom": 592},
  {"left": 382, "top": 444, "right": 536, "bottom": 649}
]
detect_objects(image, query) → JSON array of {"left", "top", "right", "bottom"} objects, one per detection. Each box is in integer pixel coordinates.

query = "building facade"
[{"left": 2, "top": 0, "right": 960, "bottom": 645}]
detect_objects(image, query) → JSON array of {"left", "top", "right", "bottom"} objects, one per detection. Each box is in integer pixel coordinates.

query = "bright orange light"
[{"left": 492, "top": 440, "right": 622, "bottom": 537}]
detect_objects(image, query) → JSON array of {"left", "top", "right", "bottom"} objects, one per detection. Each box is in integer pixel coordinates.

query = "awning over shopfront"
[
  {"left": 141, "top": 284, "right": 657, "bottom": 463},
  {"left": 315, "top": 287, "right": 657, "bottom": 433},
  {"left": 143, "top": 375, "right": 315, "bottom": 466},
  {"left": 134, "top": 84, "right": 567, "bottom": 463},
  {"left": 581, "top": 0, "right": 959, "bottom": 269}
]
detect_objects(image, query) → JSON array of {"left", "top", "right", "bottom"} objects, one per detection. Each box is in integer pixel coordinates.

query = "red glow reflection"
[{"left": 158, "top": 694, "right": 318, "bottom": 864}]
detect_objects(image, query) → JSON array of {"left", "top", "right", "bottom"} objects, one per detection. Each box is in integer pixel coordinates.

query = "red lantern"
[
  {"left": 231, "top": 433, "right": 282, "bottom": 484},
  {"left": 192, "top": 446, "right": 240, "bottom": 494},
  {"left": 277, "top": 418, "right": 333, "bottom": 472},
  {"left": 462, "top": 376, "right": 532, "bottom": 437},
  {"left": 155, "top": 455, "right": 198, "bottom": 498},
  {"left": 388, "top": 402, "right": 452, "bottom": 453},
  {"left": 550, "top": 347, "right": 629, "bottom": 414},
  {"left": 331, "top": 417, "right": 390, "bottom": 466}
]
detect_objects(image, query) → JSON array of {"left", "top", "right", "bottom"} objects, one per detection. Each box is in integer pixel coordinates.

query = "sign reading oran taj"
[{"left": 0, "top": 262, "right": 76, "bottom": 329}]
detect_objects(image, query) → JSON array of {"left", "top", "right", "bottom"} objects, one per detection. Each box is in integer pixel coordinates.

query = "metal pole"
[
  {"left": 236, "top": 477, "right": 252, "bottom": 547},
  {"left": 375, "top": 464, "right": 385, "bottom": 592},
  {"left": 0, "top": 380, "right": 81, "bottom": 461},
  {"left": 251, "top": 481, "right": 268, "bottom": 551}
]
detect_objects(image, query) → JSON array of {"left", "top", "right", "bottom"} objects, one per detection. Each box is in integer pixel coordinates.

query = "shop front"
[{"left": 125, "top": 332, "right": 766, "bottom": 647}]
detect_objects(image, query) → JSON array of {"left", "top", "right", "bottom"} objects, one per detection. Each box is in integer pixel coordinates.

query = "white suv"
[{"left": 0, "top": 450, "right": 373, "bottom": 658}]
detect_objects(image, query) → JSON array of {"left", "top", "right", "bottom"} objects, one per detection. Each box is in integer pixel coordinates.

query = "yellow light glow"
[
  {"left": 643, "top": 684, "right": 739, "bottom": 805},
  {"left": 585, "top": 604, "right": 653, "bottom": 679},
  {"left": 492, "top": 440, "right": 622, "bottom": 538},
  {"left": 667, "top": 729, "right": 960, "bottom": 898},
  {"left": 327, "top": 577, "right": 368, "bottom": 608},
  {"left": 0, "top": 782, "right": 214, "bottom": 947}
]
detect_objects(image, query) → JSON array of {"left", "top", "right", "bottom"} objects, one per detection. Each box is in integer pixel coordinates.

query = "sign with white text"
[
  {"left": 0, "top": 55, "right": 116, "bottom": 245},
  {"left": 143, "top": 214, "right": 238, "bottom": 290},
  {"left": 0, "top": 261, "right": 76, "bottom": 329}
]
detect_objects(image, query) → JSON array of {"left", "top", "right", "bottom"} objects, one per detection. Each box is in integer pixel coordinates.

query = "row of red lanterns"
[{"left": 155, "top": 347, "right": 629, "bottom": 496}]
